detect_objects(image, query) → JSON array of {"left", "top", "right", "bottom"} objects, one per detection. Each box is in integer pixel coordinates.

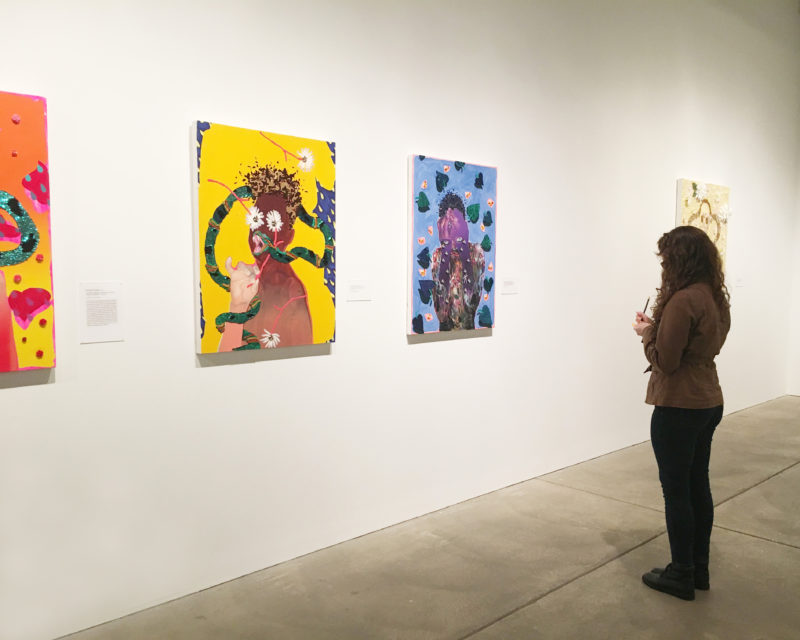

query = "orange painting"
[{"left": 0, "top": 91, "right": 55, "bottom": 372}]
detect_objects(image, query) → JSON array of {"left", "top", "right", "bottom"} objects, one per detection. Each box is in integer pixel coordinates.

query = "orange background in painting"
[{"left": 0, "top": 91, "right": 55, "bottom": 370}]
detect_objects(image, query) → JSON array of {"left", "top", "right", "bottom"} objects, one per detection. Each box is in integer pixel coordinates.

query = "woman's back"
[{"left": 644, "top": 282, "right": 730, "bottom": 409}]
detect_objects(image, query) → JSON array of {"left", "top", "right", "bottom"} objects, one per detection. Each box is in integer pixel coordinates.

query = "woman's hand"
[
  {"left": 632, "top": 311, "right": 652, "bottom": 336},
  {"left": 226, "top": 257, "right": 259, "bottom": 312}
]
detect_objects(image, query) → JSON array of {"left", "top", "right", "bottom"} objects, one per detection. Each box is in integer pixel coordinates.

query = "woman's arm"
[{"left": 643, "top": 292, "right": 692, "bottom": 374}]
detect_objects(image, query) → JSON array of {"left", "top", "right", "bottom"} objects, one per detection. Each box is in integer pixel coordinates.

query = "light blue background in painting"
[{"left": 410, "top": 155, "right": 497, "bottom": 333}]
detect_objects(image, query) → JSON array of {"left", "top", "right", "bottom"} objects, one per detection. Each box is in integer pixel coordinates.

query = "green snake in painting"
[
  {"left": 0, "top": 190, "right": 39, "bottom": 267},
  {"left": 204, "top": 186, "right": 334, "bottom": 350}
]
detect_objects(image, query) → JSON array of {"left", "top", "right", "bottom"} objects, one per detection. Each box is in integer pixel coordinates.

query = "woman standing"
[{"left": 633, "top": 225, "right": 731, "bottom": 601}]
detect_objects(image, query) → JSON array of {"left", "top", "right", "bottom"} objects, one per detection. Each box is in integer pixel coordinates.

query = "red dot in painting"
[
  {"left": 36, "top": 254, "right": 44, "bottom": 263},
  {"left": 11, "top": 150, "right": 18, "bottom": 157},
  {"left": 13, "top": 274, "right": 21, "bottom": 284},
  {"left": 39, "top": 318, "right": 47, "bottom": 328},
  {"left": 11, "top": 114, "right": 21, "bottom": 124},
  {"left": 22, "top": 337, "right": 27, "bottom": 343},
  {"left": 36, "top": 350, "right": 44, "bottom": 359}
]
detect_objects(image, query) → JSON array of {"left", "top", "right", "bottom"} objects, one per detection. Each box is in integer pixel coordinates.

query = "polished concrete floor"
[{"left": 63, "top": 396, "right": 800, "bottom": 640}]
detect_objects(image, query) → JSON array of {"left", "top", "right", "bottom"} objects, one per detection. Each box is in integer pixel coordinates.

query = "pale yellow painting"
[{"left": 675, "top": 179, "right": 730, "bottom": 270}]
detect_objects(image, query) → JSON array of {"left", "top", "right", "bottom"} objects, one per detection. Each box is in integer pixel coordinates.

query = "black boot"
[
  {"left": 642, "top": 563, "right": 695, "bottom": 600},
  {"left": 694, "top": 564, "right": 710, "bottom": 590},
  {"left": 650, "top": 563, "right": 709, "bottom": 590}
]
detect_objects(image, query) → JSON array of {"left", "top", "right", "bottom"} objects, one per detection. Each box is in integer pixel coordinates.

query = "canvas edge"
[
  {"left": 190, "top": 120, "right": 204, "bottom": 354},
  {"left": 406, "top": 154, "right": 416, "bottom": 336},
  {"left": 675, "top": 178, "right": 685, "bottom": 226}
]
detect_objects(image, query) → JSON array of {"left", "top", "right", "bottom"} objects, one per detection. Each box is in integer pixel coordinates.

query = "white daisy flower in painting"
[
  {"left": 260, "top": 330, "right": 281, "bottom": 349},
  {"left": 297, "top": 148, "right": 314, "bottom": 172},
  {"left": 718, "top": 202, "right": 731, "bottom": 222},
  {"left": 245, "top": 206, "right": 264, "bottom": 230},
  {"left": 693, "top": 182, "right": 708, "bottom": 201},
  {"left": 265, "top": 209, "right": 283, "bottom": 233}
]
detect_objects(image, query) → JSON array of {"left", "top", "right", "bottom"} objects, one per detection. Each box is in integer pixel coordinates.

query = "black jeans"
[{"left": 650, "top": 405, "right": 723, "bottom": 566}]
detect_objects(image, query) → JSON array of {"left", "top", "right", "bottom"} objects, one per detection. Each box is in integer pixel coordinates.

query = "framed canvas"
[
  {"left": 1, "top": 91, "right": 55, "bottom": 372},
  {"left": 409, "top": 155, "right": 496, "bottom": 335},
  {"left": 194, "top": 122, "right": 335, "bottom": 353},
  {"left": 676, "top": 179, "right": 730, "bottom": 270}
]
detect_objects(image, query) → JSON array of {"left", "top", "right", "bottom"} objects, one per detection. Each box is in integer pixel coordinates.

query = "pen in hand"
[{"left": 633, "top": 297, "right": 652, "bottom": 331}]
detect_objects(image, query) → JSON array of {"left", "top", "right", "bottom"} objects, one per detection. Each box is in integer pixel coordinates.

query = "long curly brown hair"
[{"left": 651, "top": 225, "right": 730, "bottom": 329}]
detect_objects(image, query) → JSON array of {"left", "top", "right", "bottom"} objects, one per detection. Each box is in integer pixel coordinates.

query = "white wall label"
[
  {"left": 346, "top": 280, "right": 373, "bottom": 302},
  {"left": 500, "top": 277, "right": 519, "bottom": 295},
  {"left": 79, "top": 282, "right": 124, "bottom": 343}
]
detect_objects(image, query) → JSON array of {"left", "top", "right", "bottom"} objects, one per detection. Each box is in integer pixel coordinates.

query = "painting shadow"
[
  {"left": 0, "top": 368, "right": 55, "bottom": 388},
  {"left": 196, "top": 342, "right": 332, "bottom": 367},
  {"left": 407, "top": 328, "right": 492, "bottom": 345}
]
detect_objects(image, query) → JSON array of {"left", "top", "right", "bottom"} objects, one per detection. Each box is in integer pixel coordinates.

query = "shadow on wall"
[
  {"left": 407, "top": 328, "right": 493, "bottom": 345},
  {"left": 196, "top": 342, "right": 332, "bottom": 367},
  {"left": 0, "top": 368, "right": 54, "bottom": 389}
]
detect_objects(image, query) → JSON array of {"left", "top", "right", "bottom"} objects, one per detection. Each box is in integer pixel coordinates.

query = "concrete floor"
[{"left": 63, "top": 396, "right": 800, "bottom": 640}]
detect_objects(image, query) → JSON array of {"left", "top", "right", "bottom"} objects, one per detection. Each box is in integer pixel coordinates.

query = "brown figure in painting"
[
  {"left": 431, "top": 192, "right": 485, "bottom": 331},
  {"left": 218, "top": 166, "right": 312, "bottom": 351}
]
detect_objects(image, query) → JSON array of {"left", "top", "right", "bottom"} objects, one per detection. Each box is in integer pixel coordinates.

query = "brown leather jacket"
[{"left": 642, "top": 282, "right": 730, "bottom": 408}]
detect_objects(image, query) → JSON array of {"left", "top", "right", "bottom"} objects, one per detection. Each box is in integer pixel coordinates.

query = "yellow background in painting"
[
  {"left": 197, "top": 122, "right": 335, "bottom": 353},
  {"left": 676, "top": 178, "right": 729, "bottom": 271},
  {"left": 0, "top": 92, "right": 55, "bottom": 370}
]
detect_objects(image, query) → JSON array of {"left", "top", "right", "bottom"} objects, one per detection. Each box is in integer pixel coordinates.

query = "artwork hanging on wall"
[
  {"left": 194, "top": 121, "right": 335, "bottom": 353},
  {"left": 409, "top": 155, "right": 496, "bottom": 335},
  {"left": 676, "top": 178, "right": 730, "bottom": 270},
  {"left": 0, "top": 91, "right": 55, "bottom": 372}
]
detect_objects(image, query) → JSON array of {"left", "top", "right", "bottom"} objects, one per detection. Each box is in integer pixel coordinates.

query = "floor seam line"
[
  {"left": 536, "top": 478, "right": 663, "bottom": 513},
  {"left": 712, "top": 524, "right": 800, "bottom": 550},
  {"left": 456, "top": 530, "right": 666, "bottom": 640},
  {"left": 714, "top": 460, "right": 800, "bottom": 508}
]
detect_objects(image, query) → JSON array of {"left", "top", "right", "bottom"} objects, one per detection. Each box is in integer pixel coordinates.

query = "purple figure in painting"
[{"left": 431, "top": 192, "right": 485, "bottom": 331}]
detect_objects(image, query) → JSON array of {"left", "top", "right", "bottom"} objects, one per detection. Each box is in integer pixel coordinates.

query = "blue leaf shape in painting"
[
  {"left": 483, "top": 277, "right": 494, "bottom": 293},
  {"left": 483, "top": 210, "right": 493, "bottom": 227},
  {"left": 416, "top": 191, "right": 430, "bottom": 213},
  {"left": 474, "top": 172, "right": 484, "bottom": 189},
  {"left": 199, "top": 288, "right": 206, "bottom": 338},
  {"left": 418, "top": 279, "right": 435, "bottom": 305},
  {"left": 418, "top": 155, "right": 426, "bottom": 161},
  {"left": 196, "top": 121, "right": 211, "bottom": 182},
  {"left": 417, "top": 247, "right": 431, "bottom": 269},
  {"left": 435, "top": 171, "right": 449, "bottom": 192},
  {"left": 313, "top": 179, "right": 336, "bottom": 303},
  {"left": 478, "top": 305, "right": 493, "bottom": 328},
  {"left": 454, "top": 161, "right": 465, "bottom": 171},
  {"left": 412, "top": 314, "right": 425, "bottom": 334}
]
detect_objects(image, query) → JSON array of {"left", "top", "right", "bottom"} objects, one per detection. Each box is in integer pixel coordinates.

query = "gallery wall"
[
  {"left": 1, "top": 1, "right": 799, "bottom": 638},
  {"left": 791, "top": 165, "right": 800, "bottom": 394}
]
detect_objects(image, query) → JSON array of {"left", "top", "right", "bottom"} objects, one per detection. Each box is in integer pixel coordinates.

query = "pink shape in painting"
[
  {"left": 22, "top": 161, "right": 49, "bottom": 213},
  {"left": 0, "top": 212, "right": 21, "bottom": 242},
  {"left": 8, "top": 287, "right": 52, "bottom": 329}
]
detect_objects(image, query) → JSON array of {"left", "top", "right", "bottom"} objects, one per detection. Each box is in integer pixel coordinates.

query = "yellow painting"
[
  {"left": 676, "top": 179, "right": 730, "bottom": 270},
  {"left": 194, "top": 122, "right": 335, "bottom": 354}
]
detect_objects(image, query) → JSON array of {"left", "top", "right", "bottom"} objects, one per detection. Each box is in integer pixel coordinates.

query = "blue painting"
[{"left": 409, "top": 155, "right": 496, "bottom": 335}]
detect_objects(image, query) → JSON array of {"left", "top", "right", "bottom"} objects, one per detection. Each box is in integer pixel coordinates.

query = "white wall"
[
  {"left": 790, "top": 150, "right": 800, "bottom": 394},
  {"left": 1, "top": 1, "right": 799, "bottom": 638}
]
